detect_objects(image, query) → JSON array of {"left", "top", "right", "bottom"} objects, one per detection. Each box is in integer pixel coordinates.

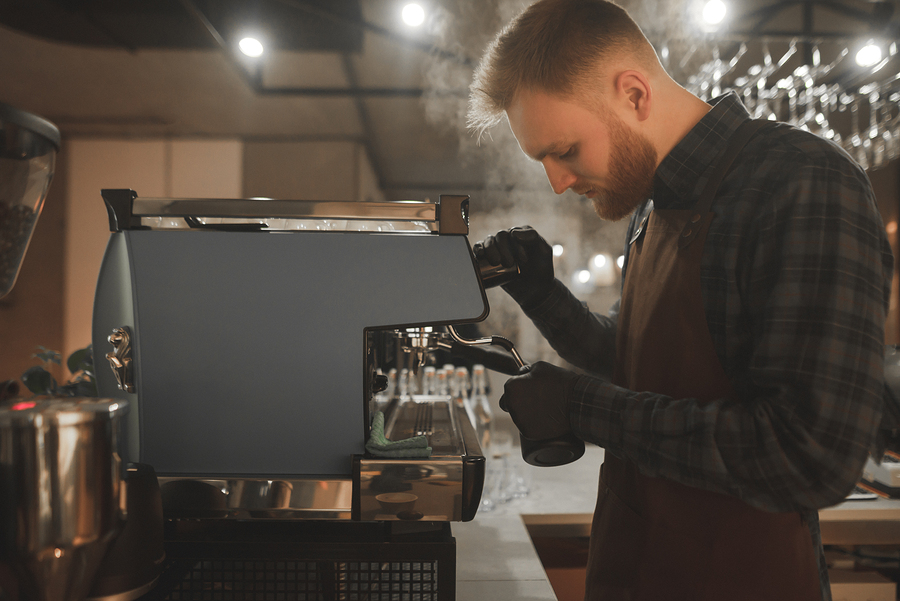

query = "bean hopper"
[{"left": 0, "top": 102, "right": 59, "bottom": 299}]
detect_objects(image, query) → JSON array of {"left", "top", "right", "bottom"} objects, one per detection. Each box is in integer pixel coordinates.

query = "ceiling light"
[
  {"left": 702, "top": 0, "right": 727, "bottom": 25},
  {"left": 552, "top": 244, "right": 564, "bottom": 257},
  {"left": 239, "top": 37, "right": 264, "bottom": 57},
  {"left": 856, "top": 42, "right": 882, "bottom": 67},
  {"left": 402, "top": 3, "right": 425, "bottom": 27},
  {"left": 570, "top": 269, "right": 595, "bottom": 294},
  {"left": 660, "top": 45, "right": 669, "bottom": 62}
]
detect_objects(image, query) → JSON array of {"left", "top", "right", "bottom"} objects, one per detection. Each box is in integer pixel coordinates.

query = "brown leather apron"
[{"left": 584, "top": 121, "right": 822, "bottom": 601}]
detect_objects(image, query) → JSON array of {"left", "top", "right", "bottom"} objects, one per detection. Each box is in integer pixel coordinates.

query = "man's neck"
[{"left": 649, "top": 85, "right": 712, "bottom": 167}]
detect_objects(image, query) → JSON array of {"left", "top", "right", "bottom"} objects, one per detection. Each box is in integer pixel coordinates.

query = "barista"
[{"left": 466, "top": 0, "right": 894, "bottom": 599}]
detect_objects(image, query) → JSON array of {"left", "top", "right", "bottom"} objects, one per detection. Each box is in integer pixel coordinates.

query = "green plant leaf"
[
  {"left": 34, "top": 346, "right": 61, "bottom": 366},
  {"left": 22, "top": 366, "right": 57, "bottom": 396},
  {"left": 21, "top": 345, "right": 98, "bottom": 398},
  {"left": 70, "top": 380, "right": 98, "bottom": 397},
  {"left": 82, "top": 344, "right": 94, "bottom": 371},
  {"left": 67, "top": 347, "right": 91, "bottom": 375}
]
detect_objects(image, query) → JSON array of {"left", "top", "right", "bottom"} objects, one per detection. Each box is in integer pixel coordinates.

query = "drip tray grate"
[
  {"left": 164, "top": 559, "right": 439, "bottom": 601},
  {"left": 139, "top": 521, "right": 455, "bottom": 601}
]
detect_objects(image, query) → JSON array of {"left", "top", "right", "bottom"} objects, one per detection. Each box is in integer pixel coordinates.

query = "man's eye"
[{"left": 559, "top": 147, "right": 575, "bottom": 159}]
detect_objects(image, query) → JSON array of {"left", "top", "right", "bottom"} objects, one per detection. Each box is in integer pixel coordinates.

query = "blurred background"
[{"left": 1, "top": 0, "right": 899, "bottom": 383}]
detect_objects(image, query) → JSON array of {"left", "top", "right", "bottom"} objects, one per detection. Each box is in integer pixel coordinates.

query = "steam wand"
[{"left": 444, "top": 325, "right": 525, "bottom": 369}]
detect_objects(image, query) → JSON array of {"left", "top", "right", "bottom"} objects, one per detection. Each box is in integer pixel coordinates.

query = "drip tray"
[
  {"left": 384, "top": 396, "right": 466, "bottom": 456},
  {"left": 357, "top": 397, "right": 485, "bottom": 522},
  {"left": 138, "top": 521, "right": 456, "bottom": 601}
]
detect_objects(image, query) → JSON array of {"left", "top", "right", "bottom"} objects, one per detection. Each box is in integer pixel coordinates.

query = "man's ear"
[{"left": 615, "top": 70, "right": 652, "bottom": 122}]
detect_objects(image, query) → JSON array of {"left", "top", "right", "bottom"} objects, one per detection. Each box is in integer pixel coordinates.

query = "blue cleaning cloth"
[{"left": 365, "top": 410, "right": 432, "bottom": 458}]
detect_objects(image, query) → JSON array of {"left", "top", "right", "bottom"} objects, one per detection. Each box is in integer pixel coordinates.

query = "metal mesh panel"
[{"left": 161, "top": 559, "right": 441, "bottom": 601}]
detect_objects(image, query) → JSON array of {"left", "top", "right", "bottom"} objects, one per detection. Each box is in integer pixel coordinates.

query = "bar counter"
[
  {"left": 452, "top": 444, "right": 900, "bottom": 600},
  {"left": 452, "top": 444, "right": 604, "bottom": 600}
]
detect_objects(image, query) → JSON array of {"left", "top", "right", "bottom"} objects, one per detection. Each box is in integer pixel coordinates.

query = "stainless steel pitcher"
[{"left": 0, "top": 398, "right": 128, "bottom": 601}]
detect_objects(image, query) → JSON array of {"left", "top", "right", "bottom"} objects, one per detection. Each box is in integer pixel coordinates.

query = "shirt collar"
[{"left": 652, "top": 92, "right": 752, "bottom": 209}]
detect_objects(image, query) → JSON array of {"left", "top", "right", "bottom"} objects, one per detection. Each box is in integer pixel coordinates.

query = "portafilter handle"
[{"left": 445, "top": 325, "right": 585, "bottom": 468}]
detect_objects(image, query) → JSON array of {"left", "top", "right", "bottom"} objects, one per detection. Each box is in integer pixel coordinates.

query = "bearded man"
[{"left": 467, "top": 1, "right": 894, "bottom": 599}]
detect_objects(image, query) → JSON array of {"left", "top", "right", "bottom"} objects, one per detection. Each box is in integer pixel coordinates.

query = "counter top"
[
  {"left": 452, "top": 445, "right": 604, "bottom": 600},
  {"left": 452, "top": 444, "right": 900, "bottom": 599}
]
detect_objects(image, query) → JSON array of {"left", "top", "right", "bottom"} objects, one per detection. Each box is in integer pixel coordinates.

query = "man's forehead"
[{"left": 507, "top": 90, "right": 583, "bottom": 160}]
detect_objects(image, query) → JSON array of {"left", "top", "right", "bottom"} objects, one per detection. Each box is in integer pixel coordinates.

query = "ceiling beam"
[
  {"left": 340, "top": 53, "right": 388, "bottom": 191},
  {"left": 254, "top": 87, "right": 467, "bottom": 98}
]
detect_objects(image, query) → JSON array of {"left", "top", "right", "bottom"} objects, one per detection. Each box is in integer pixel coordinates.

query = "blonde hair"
[{"left": 468, "top": 0, "right": 657, "bottom": 140}]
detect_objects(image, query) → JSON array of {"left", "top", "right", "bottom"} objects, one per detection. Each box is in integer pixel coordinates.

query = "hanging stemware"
[{"left": 848, "top": 97, "right": 869, "bottom": 170}]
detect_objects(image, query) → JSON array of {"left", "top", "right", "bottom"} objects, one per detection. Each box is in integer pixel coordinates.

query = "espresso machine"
[{"left": 91, "top": 189, "right": 510, "bottom": 599}]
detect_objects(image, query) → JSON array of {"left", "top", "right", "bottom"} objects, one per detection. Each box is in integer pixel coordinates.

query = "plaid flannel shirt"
[{"left": 519, "top": 93, "right": 893, "bottom": 599}]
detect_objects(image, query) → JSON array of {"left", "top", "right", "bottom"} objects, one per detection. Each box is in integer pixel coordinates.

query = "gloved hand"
[
  {"left": 473, "top": 226, "right": 554, "bottom": 308},
  {"left": 499, "top": 361, "right": 579, "bottom": 441}
]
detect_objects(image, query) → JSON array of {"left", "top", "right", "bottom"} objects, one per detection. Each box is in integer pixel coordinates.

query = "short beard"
[{"left": 591, "top": 112, "right": 657, "bottom": 222}]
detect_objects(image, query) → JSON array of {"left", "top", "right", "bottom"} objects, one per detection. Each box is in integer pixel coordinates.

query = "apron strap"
[{"left": 678, "top": 119, "right": 768, "bottom": 249}]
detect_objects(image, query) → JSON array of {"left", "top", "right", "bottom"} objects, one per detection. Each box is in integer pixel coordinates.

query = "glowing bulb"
[
  {"left": 856, "top": 43, "right": 882, "bottom": 67},
  {"left": 616, "top": 255, "right": 625, "bottom": 269},
  {"left": 552, "top": 244, "right": 564, "bottom": 257},
  {"left": 702, "top": 0, "right": 726, "bottom": 25},
  {"left": 576, "top": 270, "right": 592, "bottom": 284},
  {"left": 239, "top": 37, "right": 264, "bottom": 57},
  {"left": 589, "top": 253, "right": 617, "bottom": 286},
  {"left": 402, "top": 3, "right": 425, "bottom": 27}
]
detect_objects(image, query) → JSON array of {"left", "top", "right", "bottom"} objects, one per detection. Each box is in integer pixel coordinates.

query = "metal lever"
[{"left": 106, "top": 326, "right": 135, "bottom": 393}]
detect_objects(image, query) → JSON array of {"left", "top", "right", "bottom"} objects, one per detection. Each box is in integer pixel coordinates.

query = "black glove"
[
  {"left": 473, "top": 226, "right": 554, "bottom": 308},
  {"left": 499, "top": 361, "right": 579, "bottom": 441}
]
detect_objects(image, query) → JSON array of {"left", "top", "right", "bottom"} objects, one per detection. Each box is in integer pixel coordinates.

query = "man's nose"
[{"left": 543, "top": 160, "right": 577, "bottom": 195}]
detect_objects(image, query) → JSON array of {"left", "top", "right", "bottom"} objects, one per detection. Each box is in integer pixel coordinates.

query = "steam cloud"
[{"left": 417, "top": 0, "right": 677, "bottom": 356}]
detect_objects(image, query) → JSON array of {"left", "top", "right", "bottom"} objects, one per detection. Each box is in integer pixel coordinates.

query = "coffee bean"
[{"left": 0, "top": 200, "right": 38, "bottom": 297}]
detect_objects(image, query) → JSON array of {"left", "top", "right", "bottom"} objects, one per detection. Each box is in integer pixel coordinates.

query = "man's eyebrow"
[{"left": 533, "top": 142, "right": 569, "bottom": 162}]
